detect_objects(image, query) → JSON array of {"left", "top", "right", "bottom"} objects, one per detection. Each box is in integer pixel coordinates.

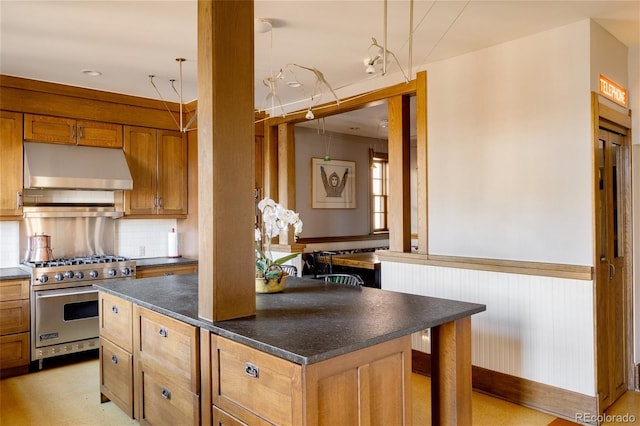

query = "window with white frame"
[{"left": 371, "top": 153, "right": 389, "bottom": 233}]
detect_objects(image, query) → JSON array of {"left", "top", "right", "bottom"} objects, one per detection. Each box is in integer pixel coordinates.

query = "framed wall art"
[{"left": 311, "top": 157, "right": 356, "bottom": 209}]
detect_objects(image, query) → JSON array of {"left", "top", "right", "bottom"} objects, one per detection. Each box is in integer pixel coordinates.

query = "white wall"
[
  {"left": 0, "top": 221, "right": 20, "bottom": 267},
  {"left": 392, "top": 20, "right": 607, "bottom": 396},
  {"left": 427, "top": 20, "right": 593, "bottom": 265}
]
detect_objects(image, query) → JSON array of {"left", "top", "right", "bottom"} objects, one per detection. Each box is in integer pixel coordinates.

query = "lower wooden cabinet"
[
  {"left": 98, "top": 293, "right": 201, "bottom": 425},
  {"left": 0, "top": 278, "right": 30, "bottom": 374},
  {"left": 209, "top": 334, "right": 412, "bottom": 426},
  {"left": 134, "top": 305, "right": 200, "bottom": 425}
]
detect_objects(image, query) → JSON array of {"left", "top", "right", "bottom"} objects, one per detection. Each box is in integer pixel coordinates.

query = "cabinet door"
[
  {"left": 0, "top": 111, "right": 23, "bottom": 217},
  {"left": 157, "top": 130, "right": 188, "bottom": 216},
  {"left": 24, "top": 113, "right": 75, "bottom": 144},
  {"left": 77, "top": 120, "right": 123, "bottom": 148},
  {"left": 124, "top": 126, "right": 158, "bottom": 216}
]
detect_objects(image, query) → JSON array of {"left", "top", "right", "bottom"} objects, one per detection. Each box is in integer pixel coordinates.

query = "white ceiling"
[{"left": 1, "top": 1, "right": 638, "bottom": 138}]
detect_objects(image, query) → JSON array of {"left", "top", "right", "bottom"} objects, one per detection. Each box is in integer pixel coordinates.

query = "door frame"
[{"left": 591, "top": 92, "right": 634, "bottom": 409}]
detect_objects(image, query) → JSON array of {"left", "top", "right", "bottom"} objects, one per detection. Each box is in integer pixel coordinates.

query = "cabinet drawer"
[
  {"left": 0, "top": 299, "right": 29, "bottom": 334},
  {"left": 136, "top": 264, "right": 197, "bottom": 279},
  {"left": 136, "top": 306, "right": 199, "bottom": 392},
  {"left": 0, "top": 279, "right": 29, "bottom": 302},
  {"left": 100, "top": 337, "right": 134, "bottom": 418},
  {"left": 139, "top": 365, "right": 199, "bottom": 426},
  {"left": 0, "top": 332, "right": 29, "bottom": 369},
  {"left": 213, "top": 406, "right": 264, "bottom": 426},
  {"left": 99, "top": 292, "right": 133, "bottom": 352},
  {"left": 213, "top": 336, "right": 301, "bottom": 426}
]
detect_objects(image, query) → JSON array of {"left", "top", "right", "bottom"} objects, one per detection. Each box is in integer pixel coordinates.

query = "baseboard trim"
[{"left": 412, "top": 350, "right": 597, "bottom": 421}]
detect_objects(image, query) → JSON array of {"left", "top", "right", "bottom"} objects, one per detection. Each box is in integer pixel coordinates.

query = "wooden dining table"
[{"left": 330, "top": 252, "right": 381, "bottom": 287}]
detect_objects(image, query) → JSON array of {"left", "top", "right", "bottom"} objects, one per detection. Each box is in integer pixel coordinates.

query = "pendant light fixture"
[{"left": 149, "top": 57, "right": 197, "bottom": 133}]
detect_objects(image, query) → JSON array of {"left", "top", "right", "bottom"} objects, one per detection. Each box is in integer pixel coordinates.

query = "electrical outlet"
[{"left": 138, "top": 246, "right": 145, "bottom": 256}]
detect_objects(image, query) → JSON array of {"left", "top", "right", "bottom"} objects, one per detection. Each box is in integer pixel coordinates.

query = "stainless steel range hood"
[{"left": 24, "top": 142, "right": 133, "bottom": 190}]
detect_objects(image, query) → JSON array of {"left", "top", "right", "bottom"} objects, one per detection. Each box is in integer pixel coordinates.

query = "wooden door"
[
  {"left": 157, "top": 130, "right": 187, "bottom": 216},
  {"left": 595, "top": 125, "right": 628, "bottom": 412},
  {"left": 124, "top": 126, "right": 158, "bottom": 216},
  {"left": 0, "top": 111, "right": 23, "bottom": 218}
]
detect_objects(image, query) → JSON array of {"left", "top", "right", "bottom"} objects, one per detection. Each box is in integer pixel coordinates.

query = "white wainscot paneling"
[{"left": 383, "top": 261, "right": 595, "bottom": 396}]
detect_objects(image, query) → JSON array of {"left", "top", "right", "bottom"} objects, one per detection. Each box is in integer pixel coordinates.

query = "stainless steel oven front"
[
  {"left": 23, "top": 255, "right": 136, "bottom": 368},
  {"left": 33, "top": 284, "right": 100, "bottom": 358}
]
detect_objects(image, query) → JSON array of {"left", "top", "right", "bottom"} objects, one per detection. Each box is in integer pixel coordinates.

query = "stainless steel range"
[{"left": 21, "top": 255, "right": 136, "bottom": 368}]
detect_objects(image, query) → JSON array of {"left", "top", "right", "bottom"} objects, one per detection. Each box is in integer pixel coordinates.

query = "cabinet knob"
[
  {"left": 112, "top": 305, "right": 119, "bottom": 314},
  {"left": 161, "top": 387, "right": 171, "bottom": 400},
  {"left": 245, "top": 362, "right": 259, "bottom": 378},
  {"left": 159, "top": 327, "right": 168, "bottom": 338},
  {"left": 111, "top": 354, "right": 118, "bottom": 364}
]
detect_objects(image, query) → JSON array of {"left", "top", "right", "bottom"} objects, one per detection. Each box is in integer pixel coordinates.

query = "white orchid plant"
[{"left": 255, "top": 197, "right": 303, "bottom": 281}]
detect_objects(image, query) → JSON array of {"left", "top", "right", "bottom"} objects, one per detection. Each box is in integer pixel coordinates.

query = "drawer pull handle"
[
  {"left": 159, "top": 328, "right": 168, "bottom": 338},
  {"left": 245, "top": 362, "right": 259, "bottom": 378},
  {"left": 112, "top": 305, "right": 118, "bottom": 314},
  {"left": 161, "top": 387, "right": 171, "bottom": 400},
  {"left": 111, "top": 354, "right": 118, "bottom": 364},
  {"left": 164, "top": 272, "right": 174, "bottom": 276}
]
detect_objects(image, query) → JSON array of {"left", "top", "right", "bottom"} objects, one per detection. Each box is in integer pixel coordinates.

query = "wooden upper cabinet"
[
  {"left": 0, "top": 111, "right": 24, "bottom": 219},
  {"left": 123, "top": 126, "right": 187, "bottom": 217},
  {"left": 24, "top": 114, "right": 123, "bottom": 148},
  {"left": 157, "top": 130, "right": 187, "bottom": 216}
]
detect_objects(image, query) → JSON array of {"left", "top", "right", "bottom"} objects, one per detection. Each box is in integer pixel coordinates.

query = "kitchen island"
[{"left": 95, "top": 274, "right": 485, "bottom": 425}]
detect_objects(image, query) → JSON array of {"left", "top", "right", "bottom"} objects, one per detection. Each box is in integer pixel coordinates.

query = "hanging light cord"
[{"left": 149, "top": 74, "right": 181, "bottom": 131}]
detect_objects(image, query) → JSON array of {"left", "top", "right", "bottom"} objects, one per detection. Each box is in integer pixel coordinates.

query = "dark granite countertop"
[
  {"left": 134, "top": 257, "right": 198, "bottom": 268},
  {"left": 94, "top": 274, "right": 485, "bottom": 365},
  {"left": 0, "top": 267, "right": 30, "bottom": 280}
]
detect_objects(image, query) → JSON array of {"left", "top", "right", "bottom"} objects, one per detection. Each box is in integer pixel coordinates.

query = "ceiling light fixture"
[
  {"left": 305, "top": 108, "right": 315, "bottom": 120},
  {"left": 149, "top": 57, "right": 197, "bottom": 133},
  {"left": 81, "top": 69, "right": 102, "bottom": 77},
  {"left": 254, "top": 18, "right": 272, "bottom": 34}
]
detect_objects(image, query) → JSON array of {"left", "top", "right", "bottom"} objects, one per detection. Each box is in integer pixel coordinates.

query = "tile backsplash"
[
  {"left": 115, "top": 218, "right": 178, "bottom": 259},
  {"left": 0, "top": 221, "right": 20, "bottom": 267},
  {"left": 0, "top": 218, "right": 178, "bottom": 267}
]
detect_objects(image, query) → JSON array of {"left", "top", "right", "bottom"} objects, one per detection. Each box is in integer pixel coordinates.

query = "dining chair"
[
  {"left": 280, "top": 264, "right": 298, "bottom": 277},
  {"left": 313, "top": 250, "right": 336, "bottom": 277},
  {"left": 317, "top": 273, "right": 364, "bottom": 286}
]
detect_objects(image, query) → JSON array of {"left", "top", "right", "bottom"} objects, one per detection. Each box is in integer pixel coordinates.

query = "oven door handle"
[{"left": 35, "top": 287, "right": 98, "bottom": 299}]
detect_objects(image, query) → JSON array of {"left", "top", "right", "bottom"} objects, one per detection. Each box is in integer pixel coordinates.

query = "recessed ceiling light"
[
  {"left": 287, "top": 81, "right": 302, "bottom": 88},
  {"left": 81, "top": 69, "right": 102, "bottom": 77}
]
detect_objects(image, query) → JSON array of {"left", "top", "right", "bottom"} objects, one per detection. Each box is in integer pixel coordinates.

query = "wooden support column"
[
  {"left": 430, "top": 317, "right": 472, "bottom": 425},
  {"left": 277, "top": 122, "right": 296, "bottom": 245},
  {"left": 415, "top": 71, "right": 429, "bottom": 255},
  {"left": 197, "top": 0, "right": 255, "bottom": 321},
  {"left": 387, "top": 95, "right": 412, "bottom": 252}
]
